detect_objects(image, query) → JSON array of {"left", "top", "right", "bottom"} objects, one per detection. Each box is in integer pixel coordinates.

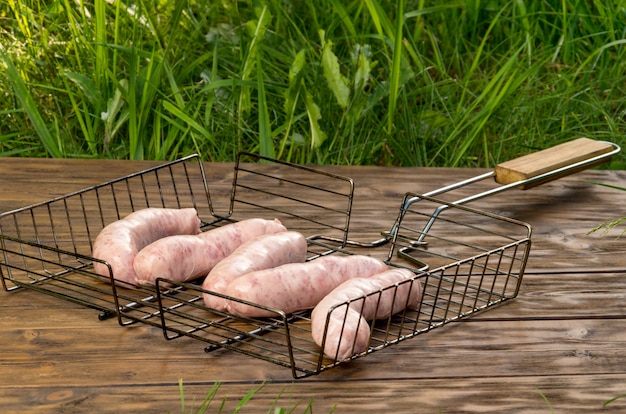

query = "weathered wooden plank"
[
  {"left": 2, "top": 374, "right": 626, "bottom": 413},
  {"left": 476, "top": 270, "right": 626, "bottom": 318},
  {"left": 2, "top": 312, "right": 626, "bottom": 384}
]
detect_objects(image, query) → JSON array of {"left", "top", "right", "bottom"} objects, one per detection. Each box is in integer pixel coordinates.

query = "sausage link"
[
  {"left": 310, "top": 268, "right": 421, "bottom": 360},
  {"left": 133, "top": 218, "right": 287, "bottom": 286},
  {"left": 202, "top": 231, "right": 308, "bottom": 311},
  {"left": 223, "top": 255, "right": 389, "bottom": 317},
  {"left": 92, "top": 208, "right": 201, "bottom": 285}
]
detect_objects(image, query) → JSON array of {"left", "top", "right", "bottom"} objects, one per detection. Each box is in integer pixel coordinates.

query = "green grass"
[
  {"left": 177, "top": 381, "right": 626, "bottom": 413},
  {"left": 174, "top": 380, "right": 330, "bottom": 414},
  {"left": 1, "top": 0, "right": 625, "bottom": 166}
]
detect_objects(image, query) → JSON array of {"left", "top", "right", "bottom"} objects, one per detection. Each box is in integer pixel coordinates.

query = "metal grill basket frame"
[
  {"left": 0, "top": 152, "right": 533, "bottom": 378},
  {"left": 0, "top": 153, "right": 355, "bottom": 327},
  {"left": 155, "top": 193, "right": 532, "bottom": 378}
]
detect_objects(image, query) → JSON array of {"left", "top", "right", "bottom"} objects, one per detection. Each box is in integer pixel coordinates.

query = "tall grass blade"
[
  {"left": 432, "top": 43, "right": 532, "bottom": 167},
  {"left": 363, "top": 0, "right": 390, "bottom": 44},
  {"left": 239, "top": 4, "right": 272, "bottom": 115},
  {"left": 196, "top": 381, "right": 223, "bottom": 413},
  {"left": 162, "top": 101, "right": 214, "bottom": 148},
  {"left": 94, "top": 0, "right": 107, "bottom": 89},
  {"left": 178, "top": 378, "right": 185, "bottom": 413},
  {"left": 279, "top": 49, "right": 306, "bottom": 159},
  {"left": 257, "top": 53, "right": 275, "bottom": 159},
  {"left": 304, "top": 90, "right": 327, "bottom": 149},
  {"left": 1, "top": 50, "right": 63, "bottom": 158},
  {"left": 604, "top": 393, "right": 626, "bottom": 407},
  {"left": 5, "top": 0, "right": 33, "bottom": 47},
  {"left": 514, "top": 0, "right": 532, "bottom": 62},
  {"left": 233, "top": 382, "right": 266, "bottom": 413},
  {"left": 574, "top": 39, "right": 626, "bottom": 78},
  {"left": 455, "top": 5, "right": 508, "bottom": 114},
  {"left": 61, "top": 73, "right": 98, "bottom": 156},
  {"left": 127, "top": 46, "right": 141, "bottom": 159},
  {"left": 387, "top": 0, "right": 404, "bottom": 134},
  {"left": 327, "top": 0, "right": 357, "bottom": 37}
]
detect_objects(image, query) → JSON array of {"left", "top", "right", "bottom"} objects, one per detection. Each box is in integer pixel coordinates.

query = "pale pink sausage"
[
  {"left": 202, "top": 231, "right": 308, "bottom": 311},
  {"left": 310, "top": 267, "right": 421, "bottom": 360},
  {"left": 92, "top": 208, "right": 201, "bottom": 284},
  {"left": 133, "top": 218, "right": 287, "bottom": 286},
  {"left": 223, "top": 255, "right": 389, "bottom": 318}
]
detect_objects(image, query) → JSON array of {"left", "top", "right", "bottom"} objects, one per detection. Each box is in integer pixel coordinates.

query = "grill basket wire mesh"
[
  {"left": 225, "top": 152, "right": 355, "bottom": 256},
  {"left": 0, "top": 154, "right": 213, "bottom": 321},
  {"left": 155, "top": 194, "right": 532, "bottom": 378},
  {"left": 0, "top": 153, "right": 355, "bottom": 327},
  {"left": 0, "top": 153, "right": 532, "bottom": 379}
]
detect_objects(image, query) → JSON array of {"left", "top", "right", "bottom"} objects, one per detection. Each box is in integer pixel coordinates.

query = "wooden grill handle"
[{"left": 493, "top": 137, "right": 616, "bottom": 189}]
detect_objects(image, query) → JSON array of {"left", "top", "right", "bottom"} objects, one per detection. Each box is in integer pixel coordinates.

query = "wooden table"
[{"left": 1, "top": 157, "right": 625, "bottom": 413}]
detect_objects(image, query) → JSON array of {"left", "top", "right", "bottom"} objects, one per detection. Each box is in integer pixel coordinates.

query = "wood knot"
[
  {"left": 46, "top": 389, "right": 75, "bottom": 403},
  {"left": 23, "top": 329, "right": 40, "bottom": 341}
]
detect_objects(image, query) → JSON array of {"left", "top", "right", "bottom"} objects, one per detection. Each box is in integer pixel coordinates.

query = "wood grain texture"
[
  {"left": 493, "top": 138, "right": 615, "bottom": 188},
  {"left": 1, "top": 156, "right": 626, "bottom": 412}
]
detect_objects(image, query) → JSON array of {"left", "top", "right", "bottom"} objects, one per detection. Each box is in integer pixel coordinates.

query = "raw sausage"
[
  {"left": 311, "top": 267, "right": 421, "bottom": 360},
  {"left": 223, "top": 255, "right": 389, "bottom": 318},
  {"left": 224, "top": 255, "right": 389, "bottom": 317},
  {"left": 310, "top": 267, "right": 421, "bottom": 360},
  {"left": 133, "top": 218, "right": 287, "bottom": 286},
  {"left": 134, "top": 218, "right": 287, "bottom": 286},
  {"left": 202, "top": 231, "right": 308, "bottom": 311},
  {"left": 92, "top": 208, "right": 201, "bottom": 285}
]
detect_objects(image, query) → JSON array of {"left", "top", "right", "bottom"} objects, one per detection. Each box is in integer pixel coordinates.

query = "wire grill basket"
[
  {"left": 0, "top": 152, "right": 536, "bottom": 378},
  {"left": 154, "top": 192, "right": 531, "bottom": 378},
  {"left": 0, "top": 153, "right": 354, "bottom": 328},
  {"left": 0, "top": 155, "right": 211, "bottom": 321}
]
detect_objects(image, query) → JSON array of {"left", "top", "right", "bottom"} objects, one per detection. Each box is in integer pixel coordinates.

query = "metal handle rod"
[
  {"left": 405, "top": 141, "right": 620, "bottom": 212},
  {"left": 391, "top": 141, "right": 621, "bottom": 240}
]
